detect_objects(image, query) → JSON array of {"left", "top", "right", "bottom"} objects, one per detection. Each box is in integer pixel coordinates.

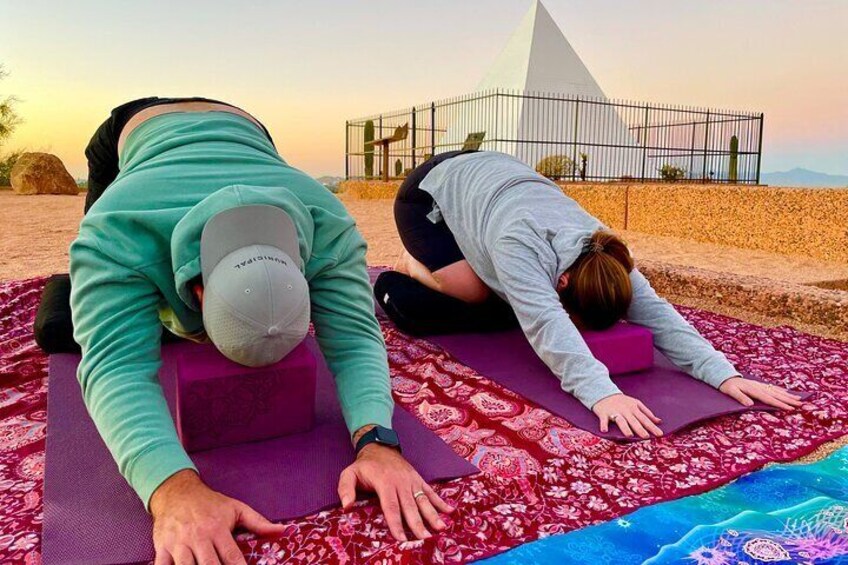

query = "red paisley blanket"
[{"left": 1, "top": 276, "right": 846, "bottom": 564}]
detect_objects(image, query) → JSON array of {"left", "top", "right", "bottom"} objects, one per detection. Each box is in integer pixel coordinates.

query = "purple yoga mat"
[
  {"left": 367, "top": 268, "right": 809, "bottom": 443},
  {"left": 42, "top": 338, "right": 478, "bottom": 565},
  {"left": 427, "top": 329, "right": 810, "bottom": 442}
]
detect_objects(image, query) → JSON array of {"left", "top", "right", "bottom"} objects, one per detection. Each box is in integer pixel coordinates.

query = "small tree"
[
  {"left": 0, "top": 65, "right": 21, "bottom": 147},
  {"left": 0, "top": 64, "right": 22, "bottom": 187}
]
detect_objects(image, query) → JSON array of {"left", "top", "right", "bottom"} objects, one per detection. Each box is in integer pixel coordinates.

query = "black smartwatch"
[{"left": 354, "top": 426, "right": 401, "bottom": 456}]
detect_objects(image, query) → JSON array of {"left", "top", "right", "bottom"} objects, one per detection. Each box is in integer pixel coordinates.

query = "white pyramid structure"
[
  {"left": 440, "top": 0, "right": 640, "bottom": 178},
  {"left": 476, "top": 0, "right": 606, "bottom": 97}
]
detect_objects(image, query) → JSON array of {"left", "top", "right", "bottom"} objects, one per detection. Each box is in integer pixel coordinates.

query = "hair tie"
[{"left": 590, "top": 241, "right": 605, "bottom": 254}]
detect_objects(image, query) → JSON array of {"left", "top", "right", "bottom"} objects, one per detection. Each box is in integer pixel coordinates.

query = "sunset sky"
[{"left": 2, "top": 0, "right": 846, "bottom": 179}]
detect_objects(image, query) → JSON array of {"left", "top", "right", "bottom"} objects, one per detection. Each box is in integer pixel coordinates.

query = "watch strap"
[{"left": 354, "top": 426, "right": 401, "bottom": 455}]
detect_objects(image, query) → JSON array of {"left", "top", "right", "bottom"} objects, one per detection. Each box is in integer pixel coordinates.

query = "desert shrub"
[
  {"left": 658, "top": 163, "right": 686, "bottom": 181},
  {"left": 0, "top": 149, "right": 23, "bottom": 186},
  {"left": 535, "top": 154, "right": 574, "bottom": 179},
  {"left": 0, "top": 64, "right": 21, "bottom": 145}
]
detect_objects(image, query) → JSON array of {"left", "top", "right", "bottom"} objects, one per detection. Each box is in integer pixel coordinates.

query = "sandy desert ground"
[
  {"left": 1, "top": 189, "right": 845, "bottom": 460},
  {"left": 2, "top": 190, "right": 847, "bottom": 338}
]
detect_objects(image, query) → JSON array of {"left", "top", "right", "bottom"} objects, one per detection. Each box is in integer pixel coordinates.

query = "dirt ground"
[
  {"left": 2, "top": 190, "right": 846, "bottom": 337},
  {"left": 1, "top": 190, "right": 846, "bottom": 341},
  {"left": 0, "top": 190, "right": 845, "bottom": 459}
]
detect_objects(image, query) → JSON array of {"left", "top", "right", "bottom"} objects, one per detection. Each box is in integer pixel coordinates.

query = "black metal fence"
[{"left": 345, "top": 89, "right": 764, "bottom": 184}]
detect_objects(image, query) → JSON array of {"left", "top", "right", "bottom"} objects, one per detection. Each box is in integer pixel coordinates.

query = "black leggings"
[
  {"left": 394, "top": 150, "right": 473, "bottom": 271},
  {"left": 376, "top": 151, "right": 518, "bottom": 336},
  {"left": 35, "top": 97, "right": 272, "bottom": 353}
]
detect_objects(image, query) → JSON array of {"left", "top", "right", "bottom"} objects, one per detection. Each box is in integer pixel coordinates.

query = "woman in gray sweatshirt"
[{"left": 389, "top": 151, "right": 802, "bottom": 438}]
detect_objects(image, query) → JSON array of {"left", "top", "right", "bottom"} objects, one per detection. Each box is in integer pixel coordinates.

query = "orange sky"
[{"left": 2, "top": 0, "right": 846, "bottom": 178}]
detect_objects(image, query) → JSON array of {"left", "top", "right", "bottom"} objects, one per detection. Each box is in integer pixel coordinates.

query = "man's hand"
[
  {"left": 719, "top": 376, "right": 803, "bottom": 410},
  {"left": 150, "top": 469, "right": 287, "bottom": 565},
  {"left": 337, "top": 444, "right": 455, "bottom": 542},
  {"left": 593, "top": 393, "right": 663, "bottom": 439}
]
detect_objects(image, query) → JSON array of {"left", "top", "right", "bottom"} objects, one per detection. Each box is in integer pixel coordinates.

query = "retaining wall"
[{"left": 339, "top": 180, "right": 848, "bottom": 264}]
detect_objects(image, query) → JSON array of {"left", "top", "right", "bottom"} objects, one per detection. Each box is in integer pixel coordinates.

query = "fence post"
[
  {"left": 344, "top": 121, "right": 349, "bottom": 180},
  {"left": 755, "top": 113, "right": 764, "bottom": 185},
  {"left": 640, "top": 105, "right": 650, "bottom": 181},
  {"left": 702, "top": 110, "right": 711, "bottom": 182},
  {"left": 430, "top": 102, "right": 436, "bottom": 157},
  {"left": 571, "top": 98, "right": 580, "bottom": 181},
  {"left": 688, "top": 119, "right": 696, "bottom": 181},
  {"left": 494, "top": 90, "right": 499, "bottom": 153},
  {"left": 378, "top": 115, "right": 383, "bottom": 179},
  {"left": 411, "top": 107, "right": 417, "bottom": 169}
]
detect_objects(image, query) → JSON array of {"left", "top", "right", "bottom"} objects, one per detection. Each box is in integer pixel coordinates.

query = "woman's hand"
[
  {"left": 337, "top": 444, "right": 455, "bottom": 542},
  {"left": 150, "top": 470, "right": 287, "bottom": 565},
  {"left": 719, "top": 376, "right": 804, "bottom": 410},
  {"left": 592, "top": 393, "right": 663, "bottom": 439}
]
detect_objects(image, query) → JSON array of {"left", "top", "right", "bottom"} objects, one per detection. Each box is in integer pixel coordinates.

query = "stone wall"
[
  {"left": 339, "top": 180, "right": 848, "bottom": 264},
  {"left": 340, "top": 179, "right": 402, "bottom": 200},
  {"left": 638, "top": 259, "right": 847, "bottom": 338},
  {"left": 621, "top": 184, "right": 848, "bottom": 264}
]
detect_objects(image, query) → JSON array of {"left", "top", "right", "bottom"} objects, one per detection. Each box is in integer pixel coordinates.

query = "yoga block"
[
  {"left": 176, "top": 341, "right": 317, "bottom": 453},
  {"left": 580, "top": 322, "right": 654, "bottom": 375}
]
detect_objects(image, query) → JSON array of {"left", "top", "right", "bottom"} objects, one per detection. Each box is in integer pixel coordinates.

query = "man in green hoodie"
[{"left": 71, "top": 98, "right": 453, "bottom": 565}]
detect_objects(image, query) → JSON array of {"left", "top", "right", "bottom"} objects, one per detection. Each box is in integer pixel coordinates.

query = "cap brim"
[{"left": 201, "top": 204, "right": 302, "bottom": 284}]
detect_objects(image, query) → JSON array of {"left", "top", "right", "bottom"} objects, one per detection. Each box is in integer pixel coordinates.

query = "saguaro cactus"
[
  {"left": 728, "top": 135, "right": 739, "bottom": 183},
  {"left": 395, "top": 159, "right": 403, "bottom": 178},
  {"left": 364, "top": 120, "right": 375, "bottom": 178}
]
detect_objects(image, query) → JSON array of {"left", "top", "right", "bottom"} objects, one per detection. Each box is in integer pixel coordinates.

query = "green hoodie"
[{"left": 70, "top": 112, "right": 393, "bottom": 508}]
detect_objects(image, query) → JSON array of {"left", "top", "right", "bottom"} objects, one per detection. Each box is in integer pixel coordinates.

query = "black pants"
[
  {"left": 375, "top": 151, "right": 518, "bottom": 336},
  {"left": 393, "top": 150, "right": 472, "bottom": 271},
  {"left": 35, "top": 97, "right": 273, "bottom": 353}
]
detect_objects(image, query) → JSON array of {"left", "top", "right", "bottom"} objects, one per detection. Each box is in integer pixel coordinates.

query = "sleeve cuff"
[
  {"left": 575, "top": 380, "right": 623, "bottom": 411},
  {"left": 345, "top": 398, "right": 395, "bottom": 439},
  {"left": 696, "top": 357, "right": 740, "bottom": 389},
  {"left": 127, "top": 442, "right": 197, "bottom": 512}
]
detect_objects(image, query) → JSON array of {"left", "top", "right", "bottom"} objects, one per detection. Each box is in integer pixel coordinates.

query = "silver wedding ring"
[
  {"left": 610, "top": 413, "right": 621, "bottom": 421},
  {"left": 413, "top": 490, "right": 426, "bottom": 499}
]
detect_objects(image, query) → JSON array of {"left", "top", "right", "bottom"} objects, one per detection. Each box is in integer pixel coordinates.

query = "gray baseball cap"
[{"left": 200, "top": 205, "right": 310, "bottom": 367}]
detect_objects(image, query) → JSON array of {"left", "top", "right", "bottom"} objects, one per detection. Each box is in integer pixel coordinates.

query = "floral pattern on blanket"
[{"left": 0, "top": 275, "right": 847, "bottom": 564}]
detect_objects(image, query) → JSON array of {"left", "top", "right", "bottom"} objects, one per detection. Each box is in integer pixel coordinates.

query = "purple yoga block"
[
  {"left": 579, "top": 322, "right": 654, "bottom": 375},
  {"left": 176, "top": 341, "right": 317, "bottom": 452}
]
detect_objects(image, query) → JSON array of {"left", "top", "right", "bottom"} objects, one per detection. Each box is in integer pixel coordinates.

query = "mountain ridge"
[{"left": 761, "top": 167, "right": 848, "bottom": 188}]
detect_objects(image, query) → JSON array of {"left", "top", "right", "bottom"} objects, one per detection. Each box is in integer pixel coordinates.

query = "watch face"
[{"left": 375, "top": 427, "right": 399, "bottom": 446}]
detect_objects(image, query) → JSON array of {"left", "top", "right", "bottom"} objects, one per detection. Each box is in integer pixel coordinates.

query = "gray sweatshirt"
[{"left": 419, "top": 151, "right": 739, "bottom": 409}]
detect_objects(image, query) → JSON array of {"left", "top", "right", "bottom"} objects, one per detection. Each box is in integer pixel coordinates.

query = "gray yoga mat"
[{"left": 42, "top": 338, "right": 478, "bottom": 565}]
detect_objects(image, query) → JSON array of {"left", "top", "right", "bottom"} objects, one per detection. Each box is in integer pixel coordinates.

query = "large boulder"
[{"left": 10, "top": 152, "right": 79, "bottom": 195}]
